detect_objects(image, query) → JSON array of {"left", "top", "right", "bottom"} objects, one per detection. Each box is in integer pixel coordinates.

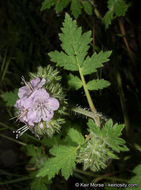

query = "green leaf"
[
  {"left": 87, "top": 79, "right": 110, "bottom": 90},
  {"left": 67, "top": 128, "right": 85, "bottom": 145},
  {"left": 37, "top": 145, "right": 77, "bottom": 180},
  {"left": 49, "top": 13, "right": 92, "bottom": 71},
  {"left": 26, "top": 145, "right": 42, "bottom": 157},
  {"left": 41, "top": 134, "right": 61, "bottom": 147},
  {"left": 81, "top": 51, "right": 112, "bottom": 75},
  {"left": 1, "top": 89, "right": 18, "bottom": 107},
  {"left": 68, "top": 74, "right": 82, "bottom": 90},
  {"left": 88, "top": 119, "right": 129, "bottom": 153},
  {"left": 126, "top": 164, "right": 141, "bottom": 190},
  {"left": 78, "top": 119, "right": 128, "bottom": 172},
  {"left": 82, "top": 1, "right": 93, "bottom": 15},
  {"left": 41, "top": 0, "right": 55, "bottom": 11},
  {"left": 55, "top": 0, "right": 70, "bottom": 13},
  {"left": 31, "top": 178, "right": 48, "bottom": 190},
  {"left": 103, "top": 11, "right": 114, "bottom": 29},
  {"left": 49, "top": 51, "right": 78, "bottom": 71},
  {"left": 70, "top": 0, "right": 82, "bottom": 18},
  {"left": 103, "top": 0, "right": 129, "bottom": 29}
]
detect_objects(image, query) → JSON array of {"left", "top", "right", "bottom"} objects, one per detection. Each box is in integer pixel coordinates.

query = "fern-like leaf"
[
  {"left": 81, "top": 51, "right": 112, "bottom": 75},
  {"left": 37, "top": 145, "right": 77, "bottom": 180},
  {"left": 87, "top": 79, "right": 110, "bottom": 90},
  {"left": 49, "top": 13, "right": 92, "bottom": 71}
]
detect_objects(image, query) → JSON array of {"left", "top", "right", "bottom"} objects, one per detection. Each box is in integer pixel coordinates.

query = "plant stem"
[
  {"left": 78, "top": 65, "right": 100, "bottom": 126},
  {"left": 0, "top": 133, "right": 27, "bottom": 146},
  {"left": 90, "top": 0, "right": 102, "bottom": 20},
  {"left": 116, "top": 72, "right": 130, "bottom": 136},
  {"left": 119, "top": 18, "right": 134, "bottom": 63},
  {"left": 72, "top": 107, "right": 96, "bottom": 120},
  {"left": 0, "top": 176, "right": 33, "bottom": 185}
]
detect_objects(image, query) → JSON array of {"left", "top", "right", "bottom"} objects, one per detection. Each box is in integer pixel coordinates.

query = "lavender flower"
[
  {"left": 14, "top": 77, "right": 59, "bottom": 131},
  {"left": 18, "top": 77, "right": 46, "bottom": 99}
]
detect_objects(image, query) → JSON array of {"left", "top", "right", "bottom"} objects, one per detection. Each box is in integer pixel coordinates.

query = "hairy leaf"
[
  {"left": 68, "top": 74, "right": 82, "bottom": 90},
  {"left": 81, "top": 51, "right": 112, "bottom": 75},
  {"left": 87, "top": 79, "right": 110, "bottom": 90},
  {"left": 37, "top": 145, "right": 77, "bottom": 180},
  {"left": 88, "top": 119, "right": 129, "bottom": 153},
  {"left": 77, "top": 119, "right": 128, "bottom": 172}
]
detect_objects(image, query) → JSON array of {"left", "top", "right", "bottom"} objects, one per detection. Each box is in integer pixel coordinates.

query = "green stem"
[
  {"left": 0, "top": 176, "right": 33, "bottom": 185},
  {"left": 0, "top": 134, "right": 27, "bottom": 146},
  {"left": 90, "top": 0, "right": 102, "bottom": 20},
  {"left": 78, "top": 65, "right": 100, "bottom": 126}
]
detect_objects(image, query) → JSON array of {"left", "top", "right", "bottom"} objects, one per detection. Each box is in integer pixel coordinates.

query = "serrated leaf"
[
  {"left": 87, "top": 79, "right": 110, "bottom": 90},
  {"left": 37, "top": 145, "right": 77, "bottom": 180},
  {"left": 41, "top": 0, "right": 55, "bottom": 11},
  {"left": 67, "top": 128, "right": 85, "bottom": 145},
  {"left": 103, "top": 0, "right": 129, "bottom": 29},
  {"left": 88, "top": 119, "right": 129, "bottom": 153},
  {"left": 68, "top": 74, "right": 82, "bottom": 90},
  {"left": 82, "top": 1, "right": 92, "bottom": 15},
  {"left": 55, "top": 0, "right": 70, "bottom": 13},
  {"left": 81, "top": 51, "right": 112, "bottom": 75},
  {"left": 1, "top": 89, "right": 18, "bottom": 107},
  {"left": 126, "top": 164, "right": 141, "bottom": 190},
  {"left": 114, "top": 0, "right": 129, "bottom": 16},
  {"left": 49, "top": 13, "right": 92, "bottom": 71},
  {"left": 49, "top": 51, "right": 78, "bottom": 71},
  {"left": 70, "top": 0, "right": 82, "bottom": 18}
]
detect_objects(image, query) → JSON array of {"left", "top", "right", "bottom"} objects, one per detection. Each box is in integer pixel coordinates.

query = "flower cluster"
[{"left": 14, "top": 77, "right": 59, "bottom": 137}]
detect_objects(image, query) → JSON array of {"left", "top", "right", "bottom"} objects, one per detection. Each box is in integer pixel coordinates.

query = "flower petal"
[
  {"left": 18, "top": 86, "right": 31, "bottom": 99},
  {"left": 45, "top": 97, "right": 59, "bottom": 111},
  {"left": 42, "top": 109, "right": 54, "bottom": 121}
]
